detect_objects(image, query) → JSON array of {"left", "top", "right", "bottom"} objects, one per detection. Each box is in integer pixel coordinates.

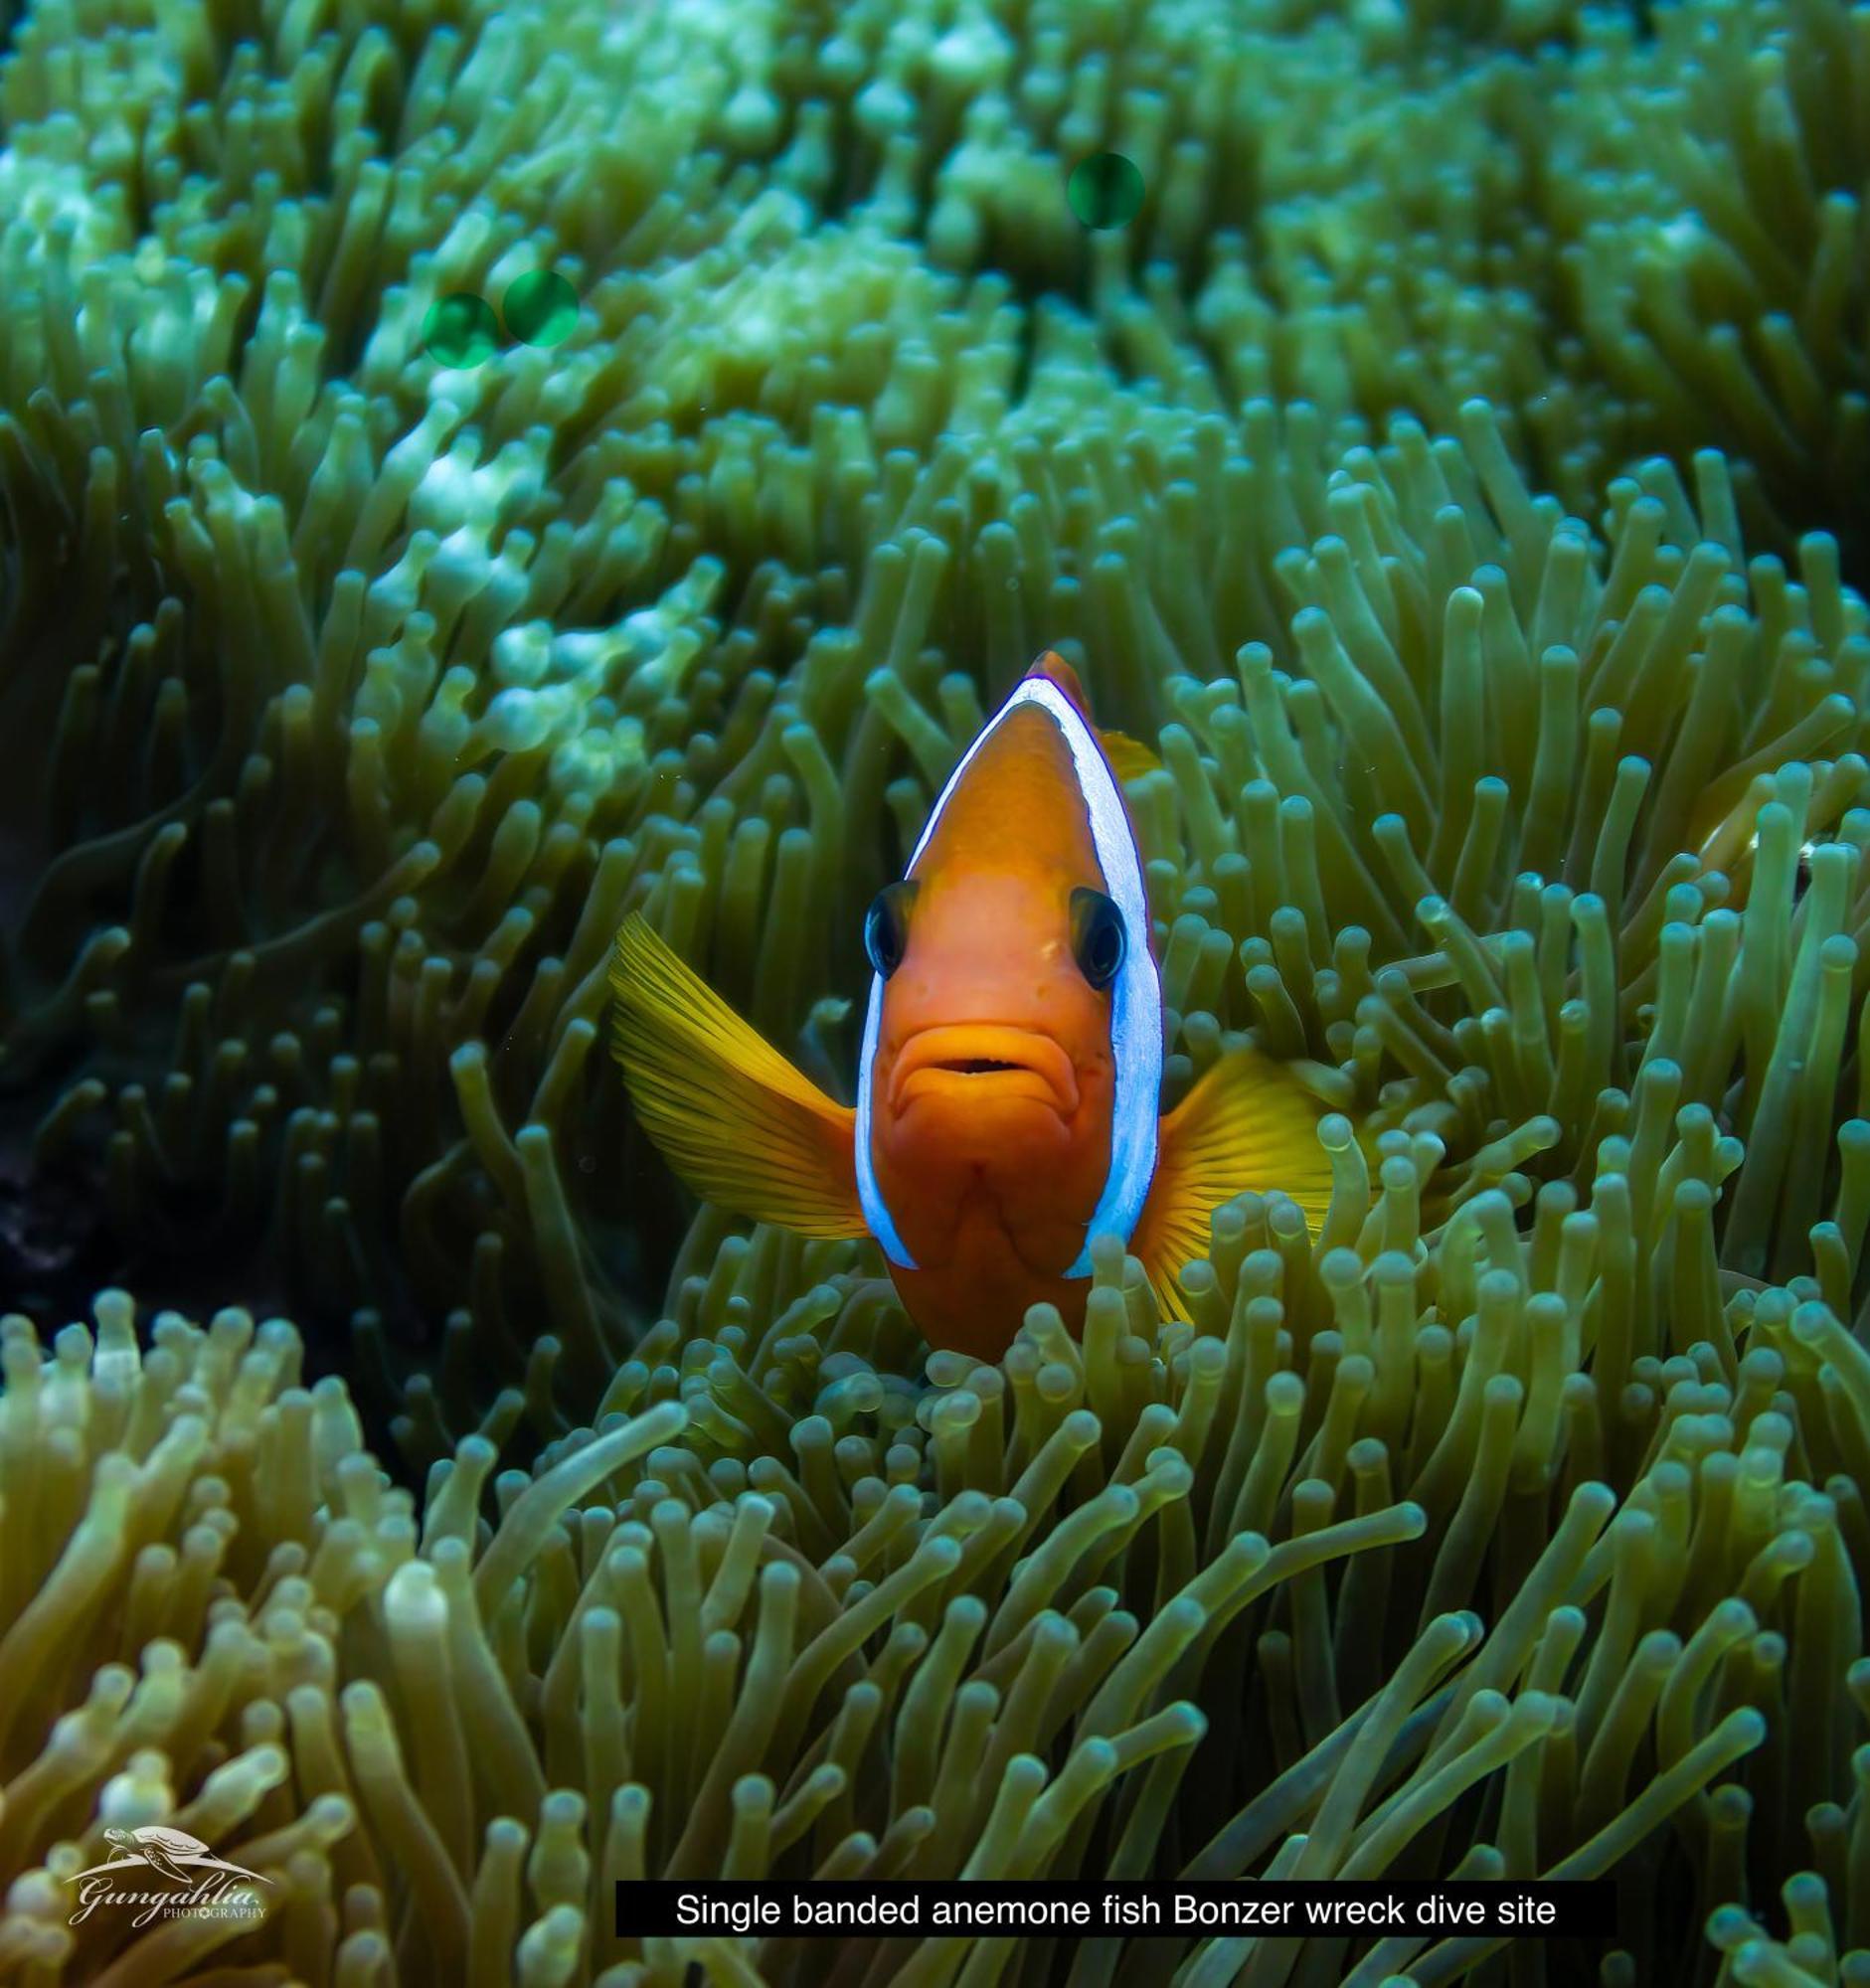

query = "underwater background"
[{"left": 0, "top": 0, "right": 1867, "bottom": 1980}]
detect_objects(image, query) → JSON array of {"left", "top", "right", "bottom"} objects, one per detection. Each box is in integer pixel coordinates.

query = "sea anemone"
[
  {"left": 1548, "top": 0, "right": 1869, "bottom": 563},
  {"left": 1, "top": 0, "right": 1868, "bottom": 1978},
  {"left": 0, "top": 1182, "right": 1864, "bottom": 1980}
]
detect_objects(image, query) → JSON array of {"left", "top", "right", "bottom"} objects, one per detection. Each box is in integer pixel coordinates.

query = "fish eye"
[
  {"left": 1070, "top": 887, "right": 1125, "bottom": 991},
  {"left": 864, "top": 880, "right": 919, "bottom": 978}
]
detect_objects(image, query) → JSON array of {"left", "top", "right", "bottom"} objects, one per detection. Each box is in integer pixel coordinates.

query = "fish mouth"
[{"left": 890, "top": 1026, "right": 1080, "bottom": 1117}]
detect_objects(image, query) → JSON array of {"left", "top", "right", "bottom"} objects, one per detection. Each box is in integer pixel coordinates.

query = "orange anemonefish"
[{"left": 610, "top": 651, "right": 1334, "bottom": 1358}]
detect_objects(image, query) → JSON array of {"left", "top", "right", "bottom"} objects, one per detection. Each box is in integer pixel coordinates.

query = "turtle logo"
[{"left": 67, "top": 1826, "right": 270, "bottom": 1927}]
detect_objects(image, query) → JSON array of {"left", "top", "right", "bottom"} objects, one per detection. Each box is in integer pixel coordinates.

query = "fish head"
[{"left": 855, "top": 654, "right": 1162, "bottom": 1296}]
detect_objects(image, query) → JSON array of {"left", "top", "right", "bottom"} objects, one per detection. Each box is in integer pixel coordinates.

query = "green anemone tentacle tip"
[
  {"left": 424, "top": 291, "right": 502, "bottom": 369},
  {"left": 503, "top": 271, "right": 581, "bottom": 349},
  {"left": 1, "top": 0, "right": 1868, "bottom": 1978}
]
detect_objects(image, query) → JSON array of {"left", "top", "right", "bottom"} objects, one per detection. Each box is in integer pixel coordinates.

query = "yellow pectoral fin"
[
  {"left": 609, "top": 913, "right": 867, "bottom": 1239},
  {"left": 1130, "top": 1048, "right": 1339, "bottom": 1319},
  {"left": 1099, "top": 728, "right": 1164, "bottom": 784}
]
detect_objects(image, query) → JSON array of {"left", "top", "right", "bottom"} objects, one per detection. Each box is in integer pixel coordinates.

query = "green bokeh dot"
[
  {"left": 1067, "top": 151, "right": 1145, "bottom": 230},
  {"left": 503, "top": 270, "right": 579, "bottom": 348},
  {"left": 423, "top": 291, "right": 499, "bottom": 368}
]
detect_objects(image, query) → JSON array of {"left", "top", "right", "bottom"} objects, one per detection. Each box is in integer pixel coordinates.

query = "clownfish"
[{"left": 610, "top": 651, "right": 1334, "bottom": 1359}]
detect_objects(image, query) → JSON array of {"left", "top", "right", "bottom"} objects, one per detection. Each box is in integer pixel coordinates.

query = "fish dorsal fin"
[
  {"left": 1026, "top": 649, "right": 1093, "bottom": 714},
  {"left": 1129, "top": 1048, "right": 1336, "bottom": 1319},
  {"left": 1018, "top": 652, "right": 1158, "bottom": 781},
  {"left": 610, "top": 913, "right": 866, "bottom": 1239},
  {"left": 1098, "top": 729, "right": 1163, "bottom": 783}
]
